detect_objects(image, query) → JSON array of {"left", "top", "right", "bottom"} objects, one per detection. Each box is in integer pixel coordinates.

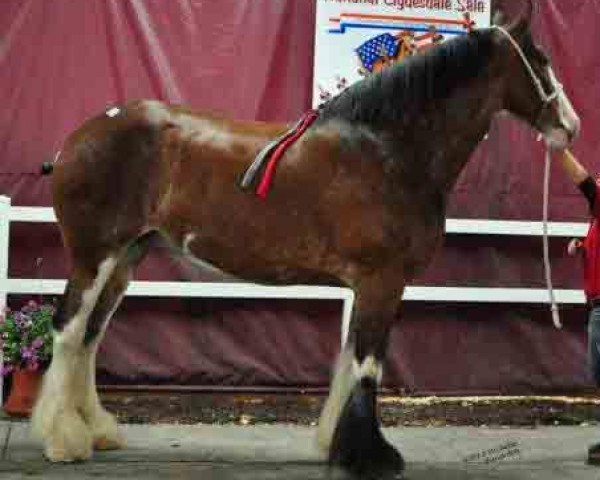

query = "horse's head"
[{"left": 493, "top": 0, "right": 580, "bottom": 149}]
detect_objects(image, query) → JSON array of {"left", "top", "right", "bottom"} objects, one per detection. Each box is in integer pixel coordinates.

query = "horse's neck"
[
  {"left": 389, "top": 78, "right": 503, "bottom": 195},
  {"left": 439, "top": 85, "right": 501, "bottom": 189}
]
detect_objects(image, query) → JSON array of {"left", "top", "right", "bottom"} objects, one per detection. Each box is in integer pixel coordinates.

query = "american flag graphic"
[{"left": 355, "top": 33, "right": 398, "bottom": 72}]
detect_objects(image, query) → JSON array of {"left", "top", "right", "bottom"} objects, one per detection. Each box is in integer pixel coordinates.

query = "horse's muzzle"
[{"left": 543, "top": 128, "right": 572, "bottom": 150}]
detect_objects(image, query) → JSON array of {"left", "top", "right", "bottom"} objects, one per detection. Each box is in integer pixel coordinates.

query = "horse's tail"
[
  {"left": 40, "top": 161, "right": 54, "bottom": 175},
  {"left": 40, "top": 150, "right": 62, "bottom": 175}
]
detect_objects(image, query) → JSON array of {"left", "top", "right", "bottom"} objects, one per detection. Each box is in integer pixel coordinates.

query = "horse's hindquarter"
[{"left": 50, "top": 107, "right": 174, "bottom": 266}]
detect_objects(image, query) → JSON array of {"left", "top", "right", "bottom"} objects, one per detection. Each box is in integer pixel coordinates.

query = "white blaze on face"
[
  {"left": 543, "top": 66, "right": 580, "bottom": 149},
  {"left": 106, "top": 107, "right": 120, "bottom": 118}
]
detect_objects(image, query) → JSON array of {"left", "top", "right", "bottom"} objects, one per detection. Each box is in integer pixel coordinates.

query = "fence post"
[
  {"left": 340, "top": 290, "right": 355, "bottom": 348},
  {"left": 0, "top": 195, "right": 11, "bottom": 407}
]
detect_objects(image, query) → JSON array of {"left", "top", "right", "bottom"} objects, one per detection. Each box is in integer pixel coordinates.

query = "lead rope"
[
  {"left": 542, "top": 146, "right": 561, "bottom": 329},
  {"left": 493, "top": 24, "right": 562, "bottom": 328}
]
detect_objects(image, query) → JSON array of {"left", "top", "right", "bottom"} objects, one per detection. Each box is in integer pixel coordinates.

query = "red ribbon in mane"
[{"left": 256, "top": 109, "right": 319, "bottom": 199}]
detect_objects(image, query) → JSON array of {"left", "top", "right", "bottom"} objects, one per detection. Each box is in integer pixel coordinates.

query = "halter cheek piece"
[{"left": 492, "top": 26, "right": 562, "bottom": 131}]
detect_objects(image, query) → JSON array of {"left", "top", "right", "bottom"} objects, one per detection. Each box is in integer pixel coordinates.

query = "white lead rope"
[
  {"left": 542, "top": 147, "right": 561, "bottom": 329},
  {"left": 494, "top": 25, "right": 562, "bottom": 329}
]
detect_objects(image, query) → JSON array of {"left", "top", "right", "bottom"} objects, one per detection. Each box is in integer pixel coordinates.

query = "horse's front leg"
[{"left": 317, "top": 278, "right": 404, "bottom": 478}]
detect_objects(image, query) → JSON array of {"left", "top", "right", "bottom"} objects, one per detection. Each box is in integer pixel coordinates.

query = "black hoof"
[
  {"left": 329, "top": 378, "right": 404, "bottom": 479},
  {"left": 587, "top": 442, "right": 600, "bottom": 465}
]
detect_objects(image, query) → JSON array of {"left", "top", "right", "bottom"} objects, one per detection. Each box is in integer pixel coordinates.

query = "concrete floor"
[{"left": 2, "top": 421, "right": 600, "bottom": 479}]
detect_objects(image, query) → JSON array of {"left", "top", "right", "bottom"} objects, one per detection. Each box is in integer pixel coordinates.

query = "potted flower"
[{"left": 1, "top": 300, "right": 55, "bottom": 416}]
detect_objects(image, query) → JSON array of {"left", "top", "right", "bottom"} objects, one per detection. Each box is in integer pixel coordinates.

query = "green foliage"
[{"left": 0, "top": 300, "right": 55, "bottom": 375}]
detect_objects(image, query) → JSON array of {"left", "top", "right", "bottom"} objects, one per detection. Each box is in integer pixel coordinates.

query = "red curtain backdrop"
[{"left": 1, "top": 0, "right": 599, "bottom": 394}]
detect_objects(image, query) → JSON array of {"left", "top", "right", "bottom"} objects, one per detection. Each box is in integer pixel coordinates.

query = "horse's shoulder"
[{"left": 300, "top": 120, "right": 380, "bottom": 151}]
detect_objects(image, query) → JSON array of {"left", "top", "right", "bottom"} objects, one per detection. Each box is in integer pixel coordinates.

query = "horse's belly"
[
  {"left": 157, "top": 193, "right": 345, "bottom": 285},
  {"left": 182, "top": 232, "right": 345, "bottom": 285}
]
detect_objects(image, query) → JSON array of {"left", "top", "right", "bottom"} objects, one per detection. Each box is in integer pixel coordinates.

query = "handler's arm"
[
  {"left": 559, "top": 150, "right": 595, "bottom": 210},
  {"left": 559, "top": 149, "right": 590, "bottom": 185},
  {"left": 558, "top": 150, "right": 594, "bottom": 257}
]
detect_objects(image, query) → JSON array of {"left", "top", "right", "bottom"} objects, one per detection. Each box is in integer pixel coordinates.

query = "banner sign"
[{"left": 313, "top": 0, "right": 491, "bottom": 107}]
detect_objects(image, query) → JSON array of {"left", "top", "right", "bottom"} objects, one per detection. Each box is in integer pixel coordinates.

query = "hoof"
[
  {"left": 36, "top": 409, "right": 93, "bottom": 463},
  {"left": 44, "top": 448, "right": 92, "bottom": 463},
  {"left": 588, "top": 442, "right": 600, "bottom": 466},
  {"left": 90, "top": 408, "right": 124, "bottom": 451},
  {"left": 329, "top": 378, "right": 404, "bottom": 478},
  {"left": 93, "top": 435, "right": 125, "bottom": 451},
  {"left": 44, "top": 432, "right": 93, "bottom": 463}
]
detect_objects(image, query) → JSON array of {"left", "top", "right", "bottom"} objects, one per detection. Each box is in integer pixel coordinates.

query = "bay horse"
[{"left": 32, "top": 3, "right": 579, "bottom": 477}]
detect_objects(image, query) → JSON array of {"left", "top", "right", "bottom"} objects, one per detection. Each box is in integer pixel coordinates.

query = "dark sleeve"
[{"left": 578, "top": 176, "right": 597, "bottom": 213}]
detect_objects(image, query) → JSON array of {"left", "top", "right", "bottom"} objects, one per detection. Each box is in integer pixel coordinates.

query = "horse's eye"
[
  {"left": 530, "top": 43, "right": 550, "bottom": 66},
  {"left": 535, "top": 49, "right": 550, "bottom": 66}
]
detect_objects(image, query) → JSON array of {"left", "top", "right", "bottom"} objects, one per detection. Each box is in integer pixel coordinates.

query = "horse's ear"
[{"left": 508, "top": 0, "right": 534, "bottom": 39}]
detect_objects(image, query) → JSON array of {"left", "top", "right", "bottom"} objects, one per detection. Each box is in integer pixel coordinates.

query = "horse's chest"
[{"left": 387, "top": 208, "right": 445, "bottom": 278}]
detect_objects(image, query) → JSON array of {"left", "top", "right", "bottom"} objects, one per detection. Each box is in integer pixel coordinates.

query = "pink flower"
[
  {"left": 21, "top": 346, "right": 33, "bottom": 359},
  {"left": 14, "top": 312, "right": 27, "bottom": 327},
  {"left": 1, "top": 363, "right": 14, "bottom": 376},
  {"left": 32, "top": 337, "right": 44, "bottom": 349}
]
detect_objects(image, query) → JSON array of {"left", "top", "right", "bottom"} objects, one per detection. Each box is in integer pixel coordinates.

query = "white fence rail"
[{"left": 0, "top": 195, "right": 588, "bottom": 405}]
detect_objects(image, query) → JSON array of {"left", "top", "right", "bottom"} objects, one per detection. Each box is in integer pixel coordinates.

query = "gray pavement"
[{"left": 2, "top": 420, "right": 600, "bottom": 479}]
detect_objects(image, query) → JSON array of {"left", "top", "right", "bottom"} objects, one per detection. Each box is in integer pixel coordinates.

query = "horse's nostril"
[
  {"left": 565, "top": 129, "right": 573, "bottom": 141},
  {"left": 570, "top": 118, "right": 582, "bottom": 140},
  {"left": 567, "top": 126, "right": 579, "bottom": 142}
]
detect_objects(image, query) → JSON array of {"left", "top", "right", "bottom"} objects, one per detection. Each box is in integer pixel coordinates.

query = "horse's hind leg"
[
  {"left": 79, "top": 260, "right": 132, "bottom": 452},
  {"left": 31, "top": 233, "right": 153, "bottom": 462},
  {"left": 31, "top": 259, "right": 119, "bottom": 462},
  {"left": 317, "top": 276, "right": 404, "bottom": 477}
]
